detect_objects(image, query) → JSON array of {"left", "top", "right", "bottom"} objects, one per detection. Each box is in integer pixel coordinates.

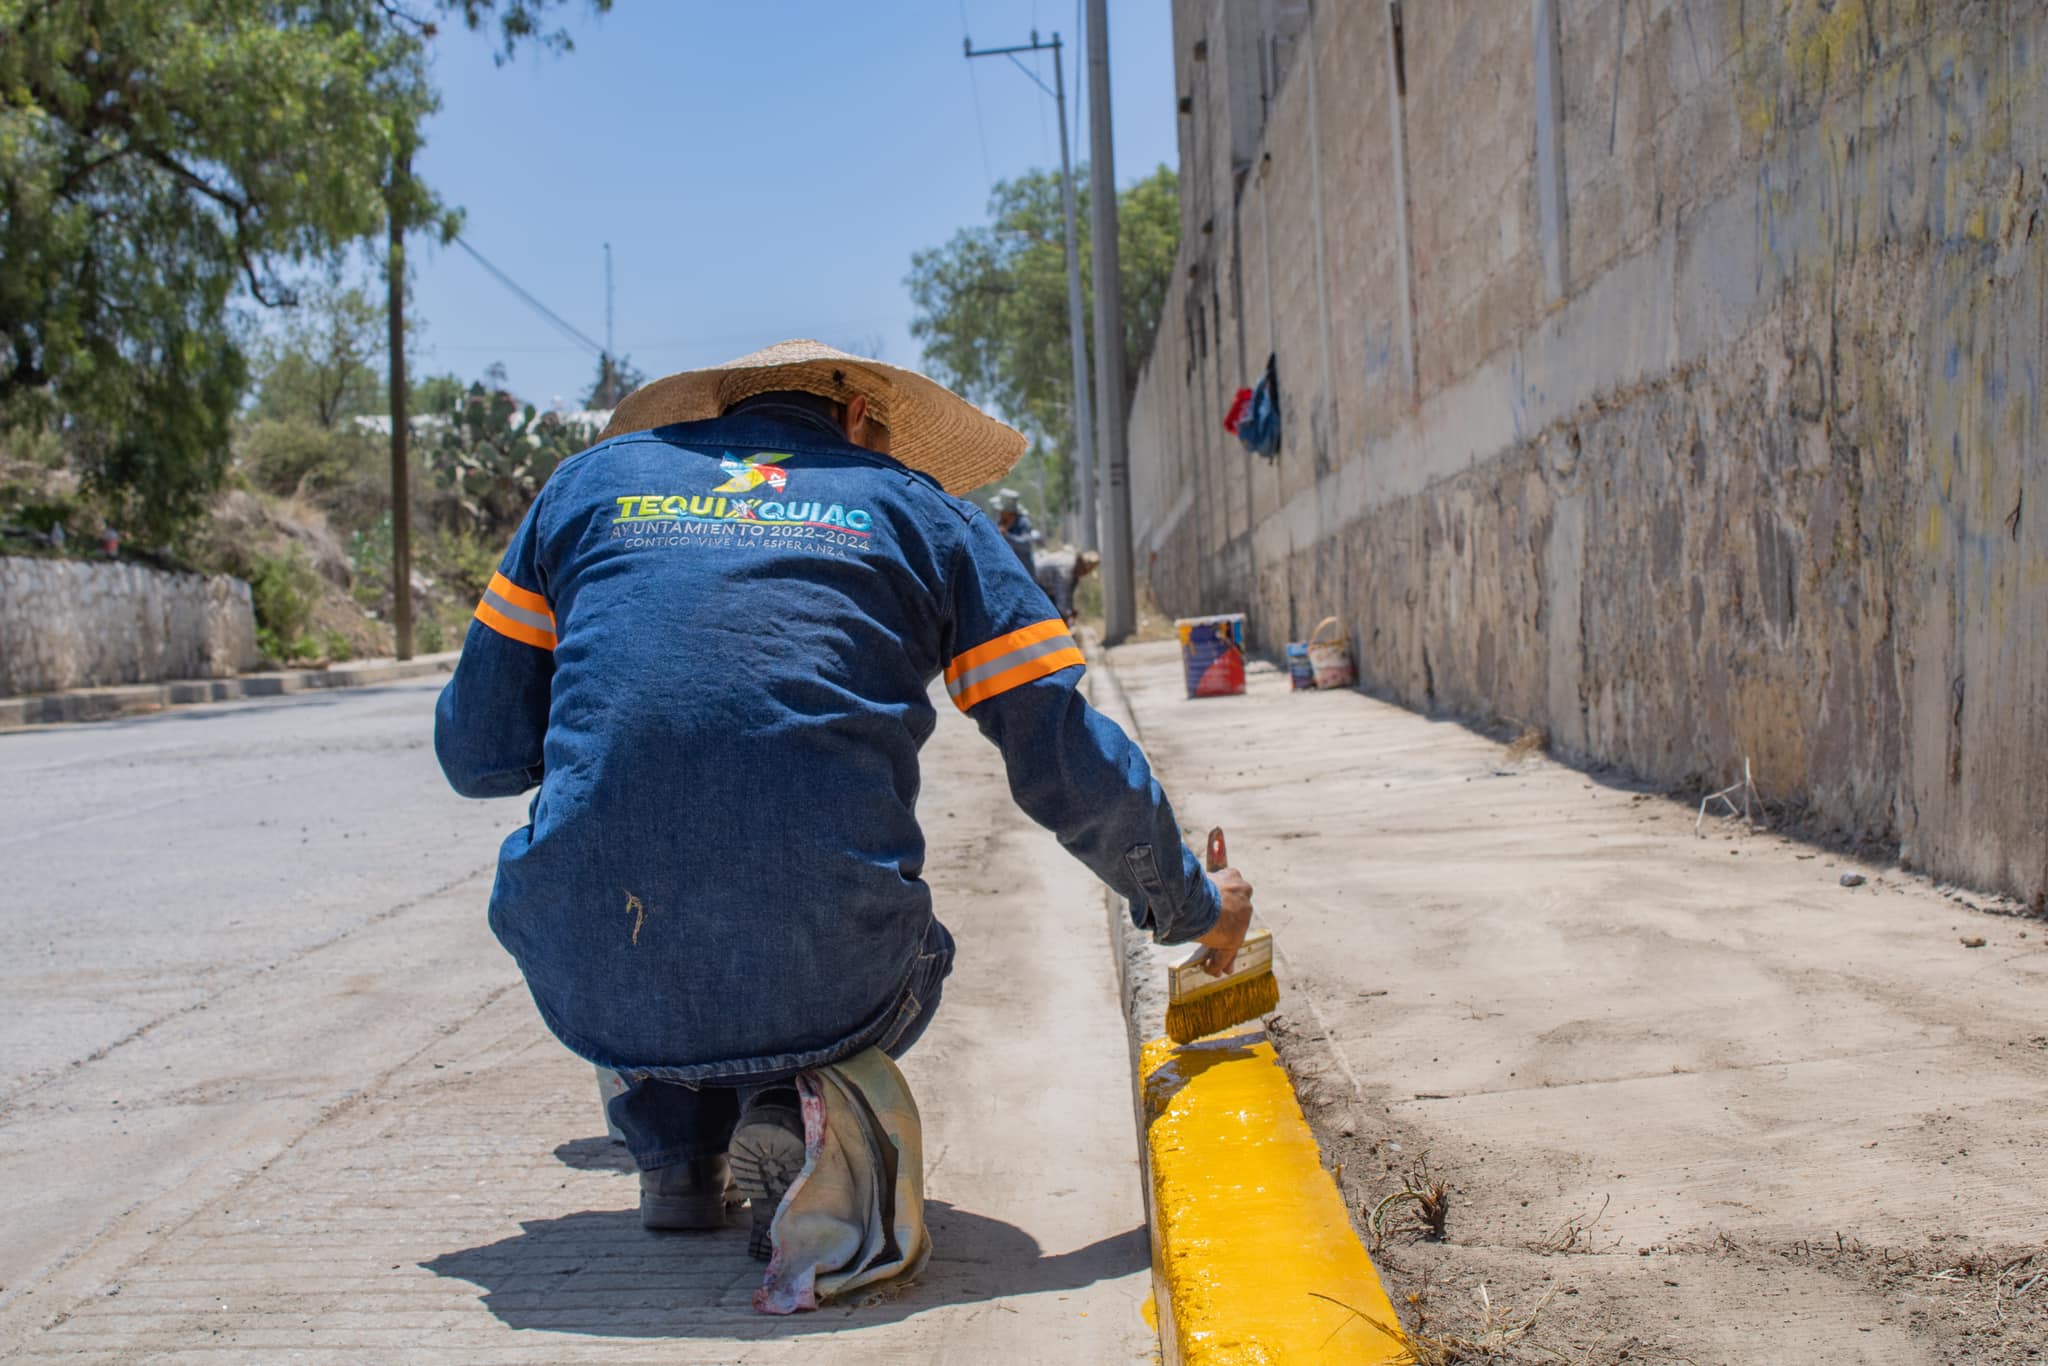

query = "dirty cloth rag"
[{"left": 753, "top": 1047, "right": 928, "bottom": 1313}]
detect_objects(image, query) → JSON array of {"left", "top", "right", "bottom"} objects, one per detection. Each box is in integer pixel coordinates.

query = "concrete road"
[
  {"left": 0, "top": 679, "right": 1153, "bottom": 1361},
  {"left": 1105, "top": 639, "right": 2048, "bottom": 1364}
]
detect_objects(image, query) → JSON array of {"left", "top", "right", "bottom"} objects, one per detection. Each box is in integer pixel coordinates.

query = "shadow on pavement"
[
  {"left": 553, "top": 1135, "right": 635, "bottom": 1172},
  {"left": 420, "top": 1200, "right": 1147, "bottom": 1336}
]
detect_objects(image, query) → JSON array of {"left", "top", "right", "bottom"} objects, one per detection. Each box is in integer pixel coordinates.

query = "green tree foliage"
[
  {"left": 906, "top": 165, "right": 1179, "bottom": 514},
  {"left": 237, "top": 417, "right": 379, "bottom": 502},
  {"left": 583, "top": 352, "right": 645, "bottom": 409},
  {"left": 411, "top": 372, "right": 468, "bottom": 417},
  {"left": 250, "top": 282, "right": 387, "bottom": 429},
  {"left": 0, "top": 0, "right": 606, "bottom": 544},
  {"left": 237, "top": 280, "right": 386, "bottom": 499},
  {"left": 247, "top": 544, "right": 323, "bottom": 662}
]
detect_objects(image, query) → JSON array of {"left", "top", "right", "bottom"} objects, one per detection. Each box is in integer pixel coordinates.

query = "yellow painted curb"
[{"left": 1142, "top": 1029, "right": 1408, "bottom": 1364}]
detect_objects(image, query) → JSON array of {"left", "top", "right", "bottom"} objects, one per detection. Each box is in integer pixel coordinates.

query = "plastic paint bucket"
[
  {"left": 1176, "top": 613, "right": 1247, "bottom": 698},
  {"left": 1285, "top": 642, "right": 1315, "bottom": 691}
]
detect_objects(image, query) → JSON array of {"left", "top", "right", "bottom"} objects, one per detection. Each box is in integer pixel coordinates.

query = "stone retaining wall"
[
  {"left": 1131, "top": 0, "right": 2048, "bottom": 906},
  {"left": 0, "top": 557, "right": 259, "bottom": 697}
]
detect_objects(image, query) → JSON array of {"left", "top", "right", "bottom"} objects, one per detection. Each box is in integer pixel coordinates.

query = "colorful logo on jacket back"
[
  {"left": 608, "top": 449, "right": 876, "bottom": 557},
  {"left": 713, "top": 453, "right": 790, "bottom": 494}
]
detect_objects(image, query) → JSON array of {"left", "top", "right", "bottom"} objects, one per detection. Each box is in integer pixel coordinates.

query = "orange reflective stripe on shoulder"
[
  {"left": 475, "top": 571, "right": 557, "bottom": 650},
  {"left": 944, "top": 618, "right": 1083, "bottom": 711}
]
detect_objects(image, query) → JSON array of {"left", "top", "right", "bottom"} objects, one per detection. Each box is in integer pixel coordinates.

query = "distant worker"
[
  {"left": 988, "top": 487, "right": 1037, "bottom": 574},
  {"left": 432, "top": 341, "right": 1252, "bottom": 1292},
  {"left": 1033, "top": 546, "right": 1099, "bottom": 625}
]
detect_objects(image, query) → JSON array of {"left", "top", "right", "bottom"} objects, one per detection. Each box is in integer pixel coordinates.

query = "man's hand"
[{"left": 1195, "top": 868, "right": 1254, "bottom": 976}]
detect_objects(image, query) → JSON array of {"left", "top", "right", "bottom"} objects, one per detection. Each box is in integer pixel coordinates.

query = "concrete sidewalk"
[
  {"left": 2, "top": 680, "right": 1154, "bottom": 1363},
  {"left": 1101, "top": 639, "right": 2048, "bottom": 1364}
]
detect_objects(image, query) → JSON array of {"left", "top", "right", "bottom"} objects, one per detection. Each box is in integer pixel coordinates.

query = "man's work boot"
[
  {"left": 639, "top": 1154, "right": 735, "bottom": 1232},
  {"left": 729, "top": 1086, "right": 806, "bottom": 1260}
]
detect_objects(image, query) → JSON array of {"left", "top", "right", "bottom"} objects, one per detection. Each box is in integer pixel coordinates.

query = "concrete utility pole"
[
  {"left": 386, "top": 148, "right": 413, "bottom": 662},
  {"left": 963, "top": 31, "right": 1097, "bottom": 550},
  {"left": 1086, "top": 0, "right": 1135, "bottom": 641}
]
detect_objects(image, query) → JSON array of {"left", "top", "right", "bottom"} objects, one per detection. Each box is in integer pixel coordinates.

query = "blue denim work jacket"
[{"left": 434, "top": 414, "right": 1220, "bottom": 1086}]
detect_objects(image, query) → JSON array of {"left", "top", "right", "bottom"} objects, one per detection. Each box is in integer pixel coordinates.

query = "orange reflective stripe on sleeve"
[
  {"left": 944, "top": 618, "right": 1083, "bottom": 711},
  {"left": 488, "top": 572, "right": 551, "bottom": 618},
  {"left": 474, "top": 572, "right": 556, "bottom": 650}
]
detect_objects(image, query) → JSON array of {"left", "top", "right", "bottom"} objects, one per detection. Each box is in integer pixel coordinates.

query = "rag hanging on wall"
[
  {"left": 1222, "top": 386, "right": 1254, "bottom": 436},
  {"left": 1222, "top": 353, "right": 1282, "bottom": 458}
]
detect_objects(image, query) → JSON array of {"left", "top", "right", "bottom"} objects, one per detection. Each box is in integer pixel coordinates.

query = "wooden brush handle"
[{"left": 1205, "top": 827, "right": 1227, "bottom": 872}]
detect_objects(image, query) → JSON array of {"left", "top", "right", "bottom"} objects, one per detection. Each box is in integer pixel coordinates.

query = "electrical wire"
[
  {"left": 431, "top": 316, "right": 889, "bottom": 357},
  {"left": 1031, "top": 0, "right": 1051, "bottom": 165},
  {"left": 960, "top": 0, "right": 996, "bottom": 194},
  {"left": 450, "top": 235, "right": 606, "bottom": 357}
]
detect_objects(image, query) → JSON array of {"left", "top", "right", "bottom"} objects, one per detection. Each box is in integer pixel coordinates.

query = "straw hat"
[{"left": 597, "top": 339, "right": 1025, "bottom": 496}]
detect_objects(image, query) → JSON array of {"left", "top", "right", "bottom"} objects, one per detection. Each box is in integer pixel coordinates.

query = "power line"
[
  {"left": 959, "top": 0, "right": 996, "bottom": 193},
  {"left": 450, "top": 234, "right": 606, "bottom": 357},
  {"left": 1030, "top": 0, "right": 1052, "bottom": 163},
  {"left": 428, "top": 317, "right": 891, "bottom": 357}
]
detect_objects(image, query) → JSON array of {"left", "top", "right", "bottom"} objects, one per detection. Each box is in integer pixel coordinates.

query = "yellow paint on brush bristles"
[
  {"left": 1164, "top": 968, "right": 1280, "bottom": 1043},
  {"left": 1164, "top": 924, "right": 1279, "bottom": 1044}
]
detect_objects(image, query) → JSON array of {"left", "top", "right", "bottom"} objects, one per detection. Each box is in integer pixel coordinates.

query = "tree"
[
  {"left": 583, "top": 353, "right": 646, "bottom": 409},
  {"left": 250, "top": 282, "right": 387, "bottom": 430},
  {"left": 236, "top": 282, "right": 388, "bottom": 500},
  {"left": 906, "top": 164, "right": 1179, "bottom": 518},
  {"left": 0, "top": 0, "right": 608, "bottom": 544},
  {"left": 411, "top": 373, "right": 469, "bottom": 418}
]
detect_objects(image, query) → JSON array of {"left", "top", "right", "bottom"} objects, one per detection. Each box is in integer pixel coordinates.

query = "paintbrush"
[{"left": 1163, "top": 827, "right": 1279, "bottom": 1044}]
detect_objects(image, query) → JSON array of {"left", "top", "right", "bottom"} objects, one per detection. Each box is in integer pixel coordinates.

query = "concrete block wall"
[
  {"left": 1131, "top": 0, "right": 2048, "bottom": 906},
  {"left": 0, "top": 557, "right": 259, "bottom": 696}
]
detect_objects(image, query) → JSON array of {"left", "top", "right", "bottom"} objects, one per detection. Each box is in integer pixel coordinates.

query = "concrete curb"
[
  {"left": 1088, "top": 638, "right": 1408, "bottom": 1365},
  {"left": 0, "top": 652, "right": 461, "bottom": 731}
]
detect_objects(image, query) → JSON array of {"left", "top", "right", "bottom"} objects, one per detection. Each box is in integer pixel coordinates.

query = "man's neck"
[{"left": 723, "top": 392, "right": 845, "bottom": 442}]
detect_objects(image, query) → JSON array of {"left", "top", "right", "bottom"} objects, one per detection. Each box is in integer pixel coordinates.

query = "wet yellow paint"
[
  {"left": 1141, "top": 1031, "right": 1407, "bottom": 1365},
  {"left": 1141, "top": 1294, "right": 1158, "bottom": 1331}
]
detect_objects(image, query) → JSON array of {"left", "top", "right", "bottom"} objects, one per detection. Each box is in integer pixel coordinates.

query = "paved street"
[{"left": 0, "top": 679, "right": 1153, "bottom": 1362}]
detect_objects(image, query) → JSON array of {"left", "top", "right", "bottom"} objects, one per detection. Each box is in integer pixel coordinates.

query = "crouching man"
[{"left": 434, "top": 341, "right": 1252, "bottom": 1267}]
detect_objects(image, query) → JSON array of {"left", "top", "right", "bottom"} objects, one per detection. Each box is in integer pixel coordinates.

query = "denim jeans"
[{"left": 606, "top": 918, "right": 954, "bottom": 1171}]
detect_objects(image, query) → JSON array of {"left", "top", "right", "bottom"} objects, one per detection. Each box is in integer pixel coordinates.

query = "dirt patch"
[
  {"left": 1696, "top": 1233, "right": 2048, "bottom": 1364},
  {"left": 1269, "top": 1013, "right": 2048, "bottom": 1363},
  {"left": 189, "top": 489, "right": 391, "bottom": 662},
  {"left": 1270, "top": 1013, "right": 1695, "bottom": 1363}
]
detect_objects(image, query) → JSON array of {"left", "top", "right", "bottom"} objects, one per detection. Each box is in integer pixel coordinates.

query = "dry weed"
[
  {"left": 1369, "top": 1156, "right": 1450, "bottom": 1248},
  {"left": 1380, "top": 1277, "right": 1556, "bottom": 1364},
  {"left": 1504, "top": 726, "right": 1547, "bottom": 763},
  {"left": 1526, "top": 1194, "right": 1621, "bottom": 1256}
]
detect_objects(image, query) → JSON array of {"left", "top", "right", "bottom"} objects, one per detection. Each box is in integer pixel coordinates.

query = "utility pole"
[
  {"left": 1086, "top": 0, "right": 1134, "bottom": 641},
  {"left": 598, "top": 241, "right": 618, "bottom": 407},
  {"left": 964, "top": 29, "right": 1097, "bottom": 550},
  {"left": 386, "top": 145, "right": 413, "bottom": 662}
]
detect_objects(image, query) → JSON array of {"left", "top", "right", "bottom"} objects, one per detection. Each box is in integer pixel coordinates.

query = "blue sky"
[{"left": 403, "top": 1, "right": 1180, "bottom": 409}]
